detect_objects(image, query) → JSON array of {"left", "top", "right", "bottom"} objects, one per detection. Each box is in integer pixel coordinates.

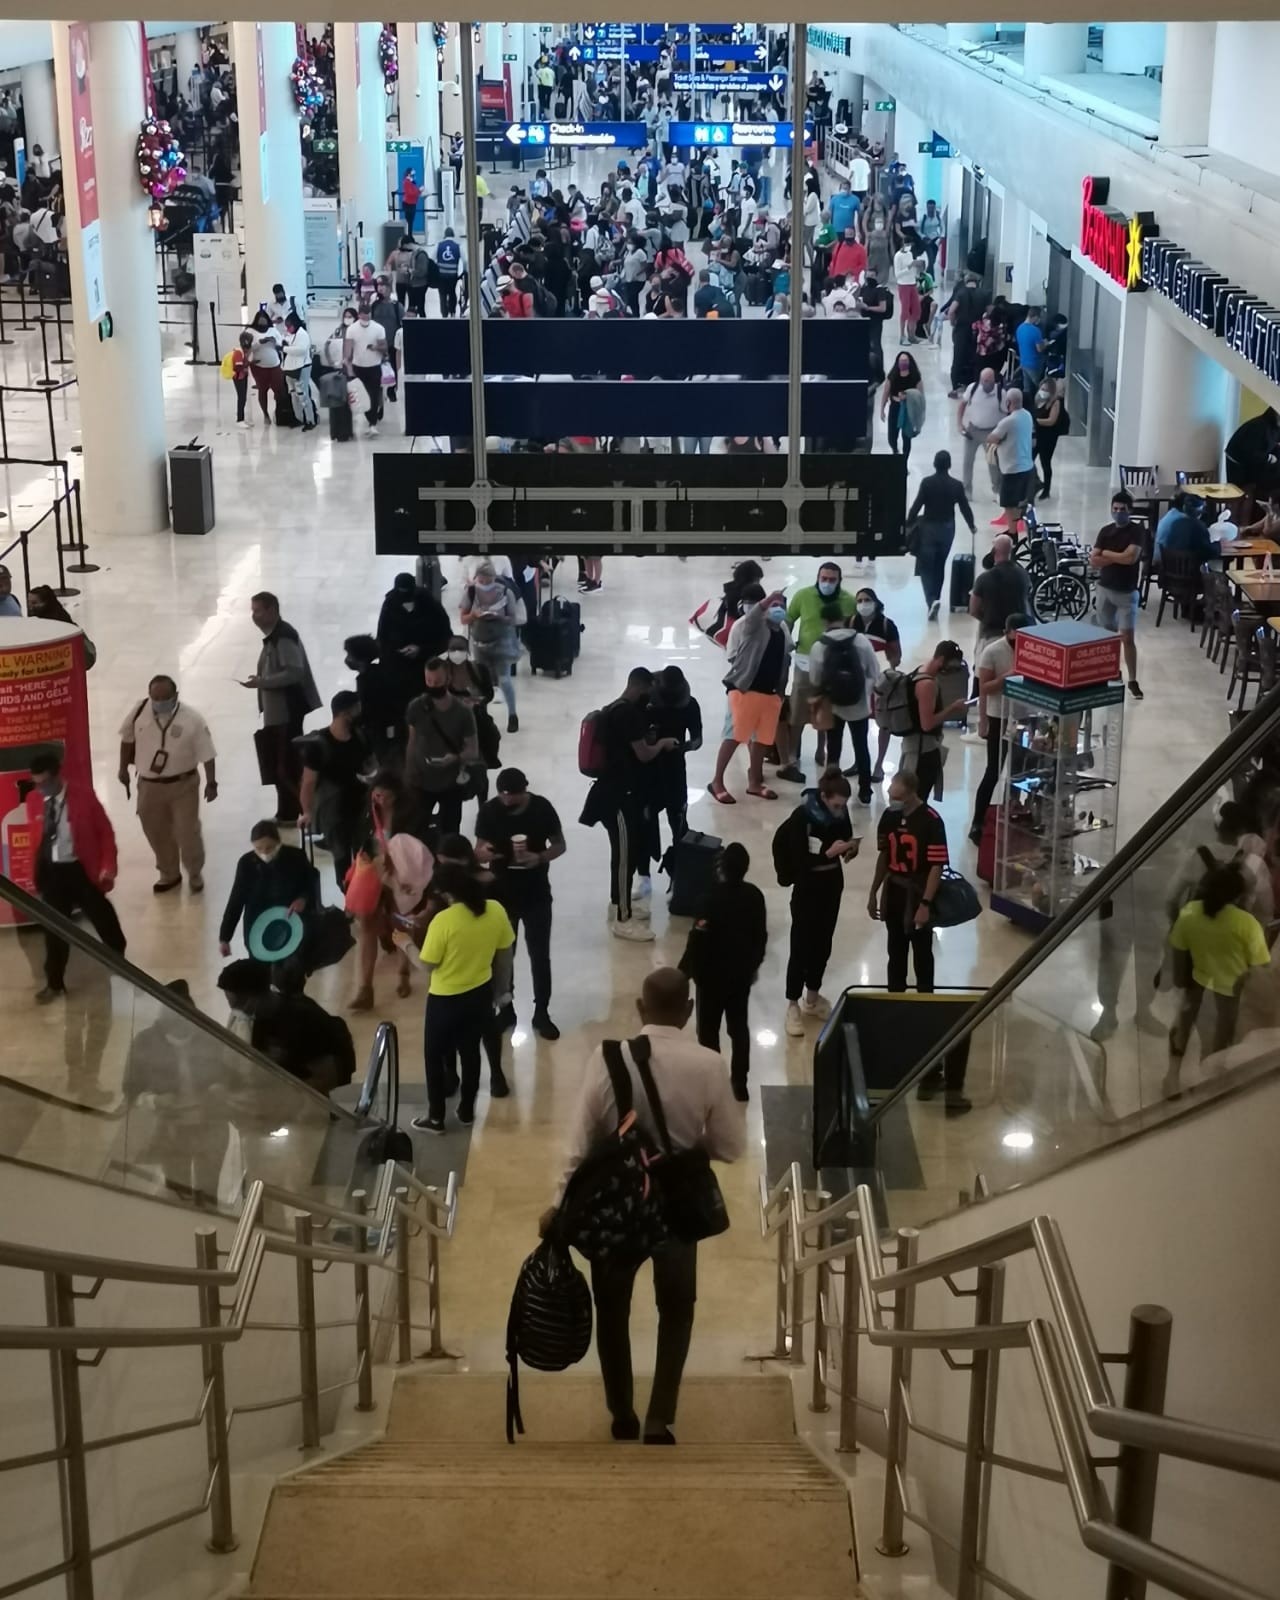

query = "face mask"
[
  {"left": 856, "top": 601, "right": 876, "bottom": 620},
  {"left": 401, "top": 600, "right": 415, "bottom": 612},
  {"left": 885, "top": 799, "right": 903, "bottom": 812},
  {"left": 1113, "top": 509, "right": 1131, "bottom": 526},
  {"left": 151, "top": 697, "right": 178, "bottom": 717},
  {"left": 768, "top": 605, "right": 787, "bottom": 625},
  {"left": 817, "top": 579, "right": 837, "bottom": 597},
  {"left": 426, "top": 684, "right": 449, "bottom": 699},
  {"left": 255, "top": 845, "right": 280, "bottom": 863},
  {"left": 447, "top": 649, "right": 468, "bottom": 665}
]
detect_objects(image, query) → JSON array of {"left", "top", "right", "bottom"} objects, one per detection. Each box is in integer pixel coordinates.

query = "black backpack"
[
  {"left": 505, "top": 1238, "right": 592, "bottom": 1442},
  {"left": 816, "top": 635, "right": 865, "bottom": 707},
  {"left": 554, "top": 1037, "right": 669, "bottom": 1266}
]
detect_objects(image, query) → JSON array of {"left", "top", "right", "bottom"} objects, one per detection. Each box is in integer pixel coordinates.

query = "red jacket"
[
  {"left": 829, "top": 239, "right": 867, "bottom": 282},
  {"left": 25, "top": 779, "right": 119, "bottom": 888}
]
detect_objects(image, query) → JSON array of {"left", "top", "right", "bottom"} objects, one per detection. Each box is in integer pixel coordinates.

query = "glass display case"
[{"left": 991, "top": 675, "right": 1125, "bottom": 930}]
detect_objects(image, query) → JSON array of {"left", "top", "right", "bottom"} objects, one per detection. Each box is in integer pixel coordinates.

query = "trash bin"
[{"left": 169, "top": 442, "right": 215, "bottom": 535}]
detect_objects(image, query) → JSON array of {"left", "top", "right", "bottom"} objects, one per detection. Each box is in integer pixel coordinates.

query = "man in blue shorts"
[{"left": 1091, "top": 489, "right": 1145, "bottom": 701}]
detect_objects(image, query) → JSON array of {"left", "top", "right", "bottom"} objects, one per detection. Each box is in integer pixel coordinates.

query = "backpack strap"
[
  {"left": 601, "top": 1039, "right": 636, "bottom": 1133},
  {"left": 628, "top": 1036, "right": 674, "bottom": 1157},
  {"left": 1196, "top": 845, "right": 1217, "bottom": 874}
]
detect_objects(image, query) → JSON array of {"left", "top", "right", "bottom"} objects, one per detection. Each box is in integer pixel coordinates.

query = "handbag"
[
  {"left": 379, "top": 359, "right": 396, "bottom": 387},
  {"left": 303, "top": 905, "right": 357, "bottom": 970},
  {"left": 628, "top": 1039, "right": 730, "bottom": 1244},
  {"left": 344, "top": 851, "right": 383, "bottom": 918},
  {"left": 931, "top": 867, "right": 982, "bottom": 928}
]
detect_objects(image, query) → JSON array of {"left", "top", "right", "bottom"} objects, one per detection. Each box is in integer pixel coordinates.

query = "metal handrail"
[
  {"left": 760, "top": 1162, "right": 1278, "bottom": 1600},
  {"left": 0, "top": 1157, "right": 458, "bottom": 1600}
]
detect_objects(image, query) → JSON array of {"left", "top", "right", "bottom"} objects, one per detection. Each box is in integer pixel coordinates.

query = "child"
[{"left": 231, "top": 330, "right": 252, "bottom": 428}]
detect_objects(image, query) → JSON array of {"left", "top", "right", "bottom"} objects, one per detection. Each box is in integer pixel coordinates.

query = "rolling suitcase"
[
  {"left": 949, "top": 550, "right": 975, "bottom": 612},
  {"left": 666, "top": 829, "right": 721, "bottom": 918},
  {"left": 329, "top": 400, "right": 353, "bottom": 442},
  {"left": 526, "top": 565, "right": 582, "bottom": 677}
]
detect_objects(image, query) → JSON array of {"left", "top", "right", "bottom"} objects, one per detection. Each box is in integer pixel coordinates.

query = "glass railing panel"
[
  {"left": 819, "top": 690, "right": 1280, "bottom": 1231},
  {"left": 1, "top": 876, "right": 380, "bottom": 1215}
]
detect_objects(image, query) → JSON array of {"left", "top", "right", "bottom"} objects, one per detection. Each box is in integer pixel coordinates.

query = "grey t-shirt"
[{"left": 405, "top": 693, "right": 477, "bottom": 793}]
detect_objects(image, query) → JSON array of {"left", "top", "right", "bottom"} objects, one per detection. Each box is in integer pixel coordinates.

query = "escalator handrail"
[
  {"left": 863, "top": 681, "right": 1280, "bottom": 1132},
  {"left": 0, "top": 872, "right": 364, "bottom": 1128}
]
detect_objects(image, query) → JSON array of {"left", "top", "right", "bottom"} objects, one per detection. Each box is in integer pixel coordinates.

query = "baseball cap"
[{"left": 496, "top": 767, "right": 529, "bottom": 795}]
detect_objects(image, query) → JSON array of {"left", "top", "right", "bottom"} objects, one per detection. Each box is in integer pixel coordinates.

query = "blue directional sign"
[
  {"left": 673, "top": 70, "right": 786, "bottom": 94},
  {"left": 675, "top": 42, "right": 769, "bottom": 63},
  {"left": 669, "top": 121, "right": 810, "bottom": 149},
  {"left": 503, "top": 120, "right": 647, "bottom": 150}
]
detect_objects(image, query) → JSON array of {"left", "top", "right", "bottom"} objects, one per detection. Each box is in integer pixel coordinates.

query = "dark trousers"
[
  {"left": 903, "top": 743, "right": 943, "bottom": 802},
  {"left": 37, "top": 861, "right": 127, "bottom": 989},
  {"left": 887, "top": 401, "right": 913, "bottom": 463},
  {"left": 826, "top": 715, "right": 871, "bottom": 797},
  {"left": 591, "top": 1240, "right": 698, "bottom": 1431},
  {"left": 885, "top": 881, "right": 935, "bottom": 994},
  {"left": 696, "top": 980, "right": 751, "bottom": 1086},
  {"left": 637, "top": 792, "right": 687, "bottom": 878},
  {"left": 402, "top": 198, "right": 418, "bottom": 235},
  {"left": 353, "top": 365, "right": 383, "bottom": 425},
  {"left": 916, "top": 521, "right": 955, "bottom": 607},
  {"left": 601, "top": 797, "right": 640, "bottom": 920},
  {"left": 1034, "top": 429, "right": 1058, "bottom": 495},
  {"left": 233, "top": 375, "right": 248, "bottom": 422},
  {"left": 786, "top": 871, "right": 844, "bottom": 1000},
  {"left": 501, "top": 891, "right": 553, "bottom": 1011},
  {"left": 410, "top": 785, "right": 465, "bottom": 845},
  {"left": 971, "top": 721, "right": 1005, "bottom": 836},
  {"left": 260, "top": 717, "right": 305, "bottom": 822},
  {"left": 438, "top": 276, "right": 458, "bottom": 317},
  {"left": 424, "top": 981, "right": 493, "bottom": 1120},
  {"left": 951, "top": 331, "right": 976, "bottom": 393},
  {"left": 408, "top": 284, "right": 427, "bottom": 316}
]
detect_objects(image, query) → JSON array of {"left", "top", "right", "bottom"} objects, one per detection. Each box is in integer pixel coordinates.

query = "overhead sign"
[
  {"left": 670, "top": 121, "right": 810, "bottom": 149},
  {"left": 503, "top": 120, "right": 646, "bottom": 149},
  {"left": 1142, "top": 235, "right": 1280, "bottom": 387},
  {"left": 917, "top": 133, "right": 952, "bottom": 157},
  {"left": 386, "top": 139, "right": 414, "bottom": 153},
  {"left": 874, "top": 99, "right": 896, "bottom": 111},
  {"left": 1080, "top": 175, "right": 1152, "bottom": 293},
  {"left": 674, "top": 70, "right": 785, "bottom": 94},
  {"left": 312, "top": 136, "right": 337, "bottom": 153},
  {"left": 807, "top": 27, "right": 851, "bottom": 56},
  {"left": 674, "top": 42, "right": 768, "bottom": 63}
]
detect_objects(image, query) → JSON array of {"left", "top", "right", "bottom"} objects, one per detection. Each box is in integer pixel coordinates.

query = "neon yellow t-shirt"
[
  {"left": 1169, "top": 901, "right": 1270, "bottom": 996},
  {"left": 420, "top": 899, "right": 514, "bottom": 995}
]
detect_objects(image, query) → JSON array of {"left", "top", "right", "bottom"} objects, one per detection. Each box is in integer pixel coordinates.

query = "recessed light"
[{"left": 1002, "top": 1130, "right": 1034, "bottom": 1151}]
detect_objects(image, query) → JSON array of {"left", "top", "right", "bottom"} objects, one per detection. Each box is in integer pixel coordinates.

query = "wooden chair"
[
  {"left": 1175, "top": 469, "right": 1216, "bottom": 486},
  {"left": 1118, "top": 464, "right": 1159, "bottom": 489},
  {"left": 1200, "top": 566, "right": 1236, "bottom": 669},
  {"left": 1228, "top": 611, "right": 1265, "bottom": 711},
  {"left": 1258, "top": 626, "right": 1278, "bottom": 701},
  {"left": 1153, "top": 549, "right": 1202, "bottom": 627}
]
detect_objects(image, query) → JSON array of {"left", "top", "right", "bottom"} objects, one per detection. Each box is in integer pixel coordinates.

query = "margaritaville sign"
[{"left": 1080, "top": 175, "right": 1154, "bottom": 292}]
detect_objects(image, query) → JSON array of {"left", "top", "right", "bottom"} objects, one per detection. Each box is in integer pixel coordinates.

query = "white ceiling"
[{"left": 0, "top": 20, "right": 210, "bottom": 74}]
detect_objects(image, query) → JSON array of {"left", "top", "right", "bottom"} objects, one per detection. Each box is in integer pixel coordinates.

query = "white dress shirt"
[
  {"left": 557, "top": 1023, "right": 746, "bottom": 1201},
  {"left": 120, "top": 700, "right": 215, "bottom": 778}
]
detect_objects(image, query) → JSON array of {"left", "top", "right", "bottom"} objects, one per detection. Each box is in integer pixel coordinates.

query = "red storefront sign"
[
  {"left": 1080, "top": 175, "right": 1154, "bottom": 293},
  {"left": 67, "top": 23, "right": 98, "bottom": 230},
  {"left": 0, "top": 629, "right": 92, "bottom": 926},
  {"left": 1014, "top": 622, "right": 1122, "bottom": 690},
  {"left": 256, "top": 23, "right": 268, "bottom": 131}
]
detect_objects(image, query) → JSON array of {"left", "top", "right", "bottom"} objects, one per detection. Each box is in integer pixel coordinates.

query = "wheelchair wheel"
[{"left": 1034, "top": 572, "right": 1090, "bottom": 622}]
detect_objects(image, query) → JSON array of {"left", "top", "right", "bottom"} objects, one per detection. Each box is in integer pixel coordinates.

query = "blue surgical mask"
[
  {"left": 1113, "top": 509, "right": 1131, "bottom": 526},
  {"left": 817, "top": 579, "right": 837, "bottom": 597},
  {"left": 768, "top": 605, "right": 787, "bottom": 624},
  {"left": 151, "top": 697, "right": 178, "bottom": 717}
]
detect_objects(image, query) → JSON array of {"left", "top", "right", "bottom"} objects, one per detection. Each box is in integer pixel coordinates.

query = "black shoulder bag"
[{"left": 630, "top": 1037, "right": 730, "bottom": 1244}]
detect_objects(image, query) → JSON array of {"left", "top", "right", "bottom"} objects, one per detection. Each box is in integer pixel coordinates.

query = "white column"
[
  {"left": 20, "top": 60, "right": 59, "bottom": 166},
  {"left": 441, "top": 25, "right": 463, "bottom": 139},
  {"left": 1023, "top": 24, "right": 1089, "bottom": 79},
  {"left": 1113, "top": 295, "right": 1231, "bottom": 474},
  {"left": 1160, "top": 23, "right": 1215, "bottom": 146},
  {"left": 232, "top": 23, "right": 306, "bottom": 312},
  {"left": 52, "top": 21, "right": 167, "bottom": 535},
  {"left": 947, "top": 24, "right": 996, "bottom": 46},
  {"left": 1101, "top": 23, "right": 1165, "bottom": 75},
  {"left": 336, "top": 21, "right": 389, "bottom": 252},
  {"left": 482, "top": 24, "right": 503, "bottom": 78},
  {"left": 398, "top": 22, "right": 440, "bottom": 188},
  {"left": 172, "top": 30, "right": 202, "bottom": 104}
]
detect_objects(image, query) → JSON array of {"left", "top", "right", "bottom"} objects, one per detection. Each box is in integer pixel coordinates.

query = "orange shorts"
[{"left": 728, "top": 689, "right": 782, "bottom": 746}]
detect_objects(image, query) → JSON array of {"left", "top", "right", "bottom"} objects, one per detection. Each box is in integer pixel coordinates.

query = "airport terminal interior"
[{"left": 0, "top": 11, "right": 1278, "bottom": 1600}]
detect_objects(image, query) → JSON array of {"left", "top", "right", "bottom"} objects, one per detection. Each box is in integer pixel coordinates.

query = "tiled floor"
[{"left": 0, "top": 150, "right": 1255, "bottom": 1375}]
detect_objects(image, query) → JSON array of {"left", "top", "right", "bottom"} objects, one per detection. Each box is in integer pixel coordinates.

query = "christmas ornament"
[
  {"left": 135, "top": 117, "right": 186, "bottom": 222},
  {"left": 378, "top": 24, "right": 398, "bottom": 91},
  {"left": 290, "top": 54, "right": 325, "bottom": 117},
  {"left": 433, "top": 22, "right": 448, "bottom": 69}
]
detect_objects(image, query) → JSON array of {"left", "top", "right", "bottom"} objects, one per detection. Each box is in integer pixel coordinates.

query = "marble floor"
[{"left": 0, "top": 158, "right": 1262, "bottom": 1378}]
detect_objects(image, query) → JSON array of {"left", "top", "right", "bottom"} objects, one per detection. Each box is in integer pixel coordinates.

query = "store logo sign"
[
  {"left": 1080, "top": 176, "right": 1154, "bottom": 292},
  {"left": 1142, "top": 235, "right": 1280, "bottom": 387}
]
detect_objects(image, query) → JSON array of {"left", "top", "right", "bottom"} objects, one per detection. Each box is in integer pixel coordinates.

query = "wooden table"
[
  {"left": 1221, "top": 537, "right": 1280, "bottom": 567},
  {"left": 1129, "top": 481, "right": 1247, "bottom": 519},
  {"left": 1228, "top": 571, "right": 1280, "bottom": 608},
  {"left": 1266, "top": 616, "right": 1280, "bottom": 635}
]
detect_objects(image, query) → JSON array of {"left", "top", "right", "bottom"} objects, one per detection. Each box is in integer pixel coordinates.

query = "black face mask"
[{"left": 426, "top": 685, "right": 450, "bottom": 699}]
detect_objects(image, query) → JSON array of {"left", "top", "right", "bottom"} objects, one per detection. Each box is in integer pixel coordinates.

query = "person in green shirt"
[
  {"left": 782, "top": 562, "right": 859, "bottom": 779},
  {"left": 1165, "top": 860, "right": 1270, "bottom": 1100}
]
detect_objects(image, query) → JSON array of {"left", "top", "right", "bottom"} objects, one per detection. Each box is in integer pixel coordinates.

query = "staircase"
[{"left": 248, "top": 1374, "right": 858, "bottom": 1599}]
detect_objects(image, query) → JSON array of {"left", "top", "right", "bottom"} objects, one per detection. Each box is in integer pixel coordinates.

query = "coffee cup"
[{"left": 511, "top": 833, "right": 528, "bottom": 862}]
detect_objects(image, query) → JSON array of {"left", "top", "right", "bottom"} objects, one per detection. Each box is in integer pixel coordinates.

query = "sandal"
[
  {"left": 707, "top": 782, "right": 736, "bottom": 805},
  {"left": 348, "top": 986, "right": 374, "bottom": 1013},
  {"left": 396, "top": 971, "right": 412, "bottom": 999},
  {"left": 746, "top": 785, "right": 778, "bottom": 800}
]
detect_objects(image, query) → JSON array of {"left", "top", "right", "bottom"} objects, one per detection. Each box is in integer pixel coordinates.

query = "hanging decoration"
[
  {"left": 432, "top": 22, "right": 448, "bottom": 70},
  {"left": 472, "top": 22, "right": 481, "bottom": 45},
  {"left": 378, "top": 24, "right": 399, "bottom": 91},
  {"left": 290, "top": 54, "right": 325, "bottom": 117},
  {"left": 135, "top": 116, "right": 186, "bottom": 223}
]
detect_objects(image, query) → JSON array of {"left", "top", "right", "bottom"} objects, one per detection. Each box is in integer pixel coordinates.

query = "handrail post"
[
  {"left": 196, "top": 1229, "right": 237, "bottom": 1553},
  {"left": 1104, "top": 1305, "right": 1173, "bottom": 1600},
  {"left": 810, "top": 1219, "right": 831, "bottom": 1413},
  {"left": 352, "top": 1191, "right": 375, "bottom": 1412},
  {"left": 294, "top": 1215, "right": 321, "bottom": 1449},
  {"left": 772, "top": 1222, "right": 789, "bottom": 1359},
  {"left": 51, "top": 1271, "right": 95, "bottom": 1600},
  {"left": 956, "top": 1264, "right": 999, "bottom": 1600},
  {"left": 838, "top": 1219, "right": 860, "bottom": 1453},
  {"left": 424, "top": 1226, "right": 445, "bottom": 1358},
  {"left": 789, "top": 1231, "right": 805, "bottom": 1367},
  {"left": 878, "top": 1228, "right": 918, "bottom": 1557},
  {"left": 394, "top": 1188, "right": 412, "bottom": 1364}
]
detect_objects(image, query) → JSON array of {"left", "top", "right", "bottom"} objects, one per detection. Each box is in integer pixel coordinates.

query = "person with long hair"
[
  {"left": 773, "top": 768, "right": 859, "bottom": 1038},
  {"left": 1032, "top": 373, "right": 1064, "bottom": 500},
  {"left": 906, "top": 449, "right": 976, "bottom": 620},
  {"left": 1165, "top": 861, "right": 1270, "bottom": 1098},
  {"left": 881, "top": 350, "right": 923, "bottom": 463},
  {"left": 411, "top": 861, "right": 514, "bottom": 1133},
  {"left": 347, "top": 772, "right": 431, "bottom": 1012},
  {"left": 281, "top": 309, "right": 317, "bottom": 431},
  {"left": 247, "top": 307, "right": 284, "bottom": 424}
]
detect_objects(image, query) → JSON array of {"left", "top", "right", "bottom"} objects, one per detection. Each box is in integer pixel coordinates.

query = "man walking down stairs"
[{"left": 247, "top": 1372, "right": 857, "bottom": 1599}]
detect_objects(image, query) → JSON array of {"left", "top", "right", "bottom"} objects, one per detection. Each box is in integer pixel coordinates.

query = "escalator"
[
  {"left": 0, "top": 873, "right": 410, "bottom": 1218},
  {"left": 809, "top": 683, "right": 1280, "bottom": 1224}
]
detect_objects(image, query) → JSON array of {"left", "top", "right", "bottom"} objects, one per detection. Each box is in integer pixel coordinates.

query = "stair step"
[{"left": 385, "top": 1373, "right": 798, "bottom": 1444}]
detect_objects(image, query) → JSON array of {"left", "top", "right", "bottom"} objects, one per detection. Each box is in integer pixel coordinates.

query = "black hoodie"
[{"left": 375, "top": 586, "right": 452, "bottom": 710}]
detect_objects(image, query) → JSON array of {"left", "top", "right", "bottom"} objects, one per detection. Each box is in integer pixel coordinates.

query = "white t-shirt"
[
  {"left": 849, "top": 156, "right": 871, "bottom": 191},
  {"left": 962, "top": 381, "right": 1007, "bottom": 432},
  {"left": 345, "top": 319, "right": 385, "bottom": 369},
  {"left": 978, "top": 635, "right": 1014, "bottom": 720},
  {"left": 893, "top": 247, "right": 918, "bottom": 286}
]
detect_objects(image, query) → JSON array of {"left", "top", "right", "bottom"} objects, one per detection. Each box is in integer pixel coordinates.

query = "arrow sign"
[
  {"left": 755, "top": 41, "right": 767, "bottom": 60},
  {"left": 504, "top": 124, "right": 526, "bottom": 144},
  {"left": 768, "top": 73, "right": 784, "bottom": 93},
  {"left": 674, "top": 70, "right": 786, "bottom": 94},
  {"left": 568, "top": 44, "right": 581, "bottom": 61}
]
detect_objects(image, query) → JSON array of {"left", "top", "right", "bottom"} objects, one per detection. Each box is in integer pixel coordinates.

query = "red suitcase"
[{"left": 977, "top": 805, "right": 1000, "bottom": 886}]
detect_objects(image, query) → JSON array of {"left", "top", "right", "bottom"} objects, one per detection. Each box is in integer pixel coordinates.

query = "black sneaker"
[
  {"left": 643, "top": 1427, "right": 676, "bottom": 1446},
  {"left": 456, "top": 1103, "right": 476, "bottom": 1127},
  {"left": 34, "top": 985, "right": 66, "bottom": 1005},
  {"left": 1127, "top": 681, "right": 1145, "bottom": 701},
  {"left": 507, "top": 713, "right": 519, "bottom": 733},
  {"left": 153, "top": 877, "right": 182, "bottom": 894},
  {"left": 489, "top": 1072, "right": 510, "bottom": 1099},
  {"left": 611, "top": 1415, "right": 641, "bottom": 1441},
  {"left": 945, "top": 1094, "right": 974, "bottom": 1117},
  {"left": 411, "top": 1114, "right": 446, "bottom": 1135},
  {"left": 775, "top": 763, "right": 805, "bottom": 783},
  {"left": 532, "top": 1011, "right": 560, "bottom": 1041},
  {"left": 731, "top": 1076, "right": 749, "bottom": 1103}
]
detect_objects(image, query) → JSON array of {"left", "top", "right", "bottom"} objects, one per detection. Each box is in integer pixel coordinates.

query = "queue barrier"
[{"left": 0, "top": 480, "right": 89, "bottom": 600}]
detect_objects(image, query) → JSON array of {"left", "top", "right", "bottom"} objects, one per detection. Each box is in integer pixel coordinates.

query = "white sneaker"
[
  {"left": 237, "top": 420, "right": 249, "bottom": 430},
  {"left": 367, "top": 424, "right": 380, "bottom": 437},
  {"left": 612, "top": 917, "right": 655, "bottom": 943},
  {"left": 785, "top": 1002, "right": 805, "bottom": 1038},
  {"left": 800, "top": 993, "right": 832, "bottom": 1020},
  {"left": 632, "top": 896, "right": 652, "bottom": 921},
  {"left": 635, "top": 876, "right": 652, "bottom": 900}
]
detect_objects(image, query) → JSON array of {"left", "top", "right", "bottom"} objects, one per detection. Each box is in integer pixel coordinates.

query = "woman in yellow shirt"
[
  {"left": 412, "top": 864, "right": 514, "bottom": 1134},
  {"left": 1166, "top": 861, "right": 1270, "bottom": 1098}
]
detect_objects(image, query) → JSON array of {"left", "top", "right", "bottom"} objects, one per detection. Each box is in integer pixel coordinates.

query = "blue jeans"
[{"left": 915, "top": 520, "right": 955, "bottom": 607}]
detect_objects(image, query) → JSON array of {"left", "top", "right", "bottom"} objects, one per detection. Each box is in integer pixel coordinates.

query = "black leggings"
[
  {"left": 695, "top": 980, "right": 751, "bottom": 1086},
  {"left": 786, "top": 871, "right": 844, "bottom": 1001},
  {"left": 825, "top": 716, "right": 871, "bottom": 796},
  {"left": 970, "top": 721, "right": 1005, "bottom": 836},
  {"left": 1035, "top": 429, "right": 1059, "bottom": 495},
  {"left": 887, "top": 400, "right": 912, "bottom": 462},
  {"left": 424, "top": 982, "right": 493, "bottom": 1120}
]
